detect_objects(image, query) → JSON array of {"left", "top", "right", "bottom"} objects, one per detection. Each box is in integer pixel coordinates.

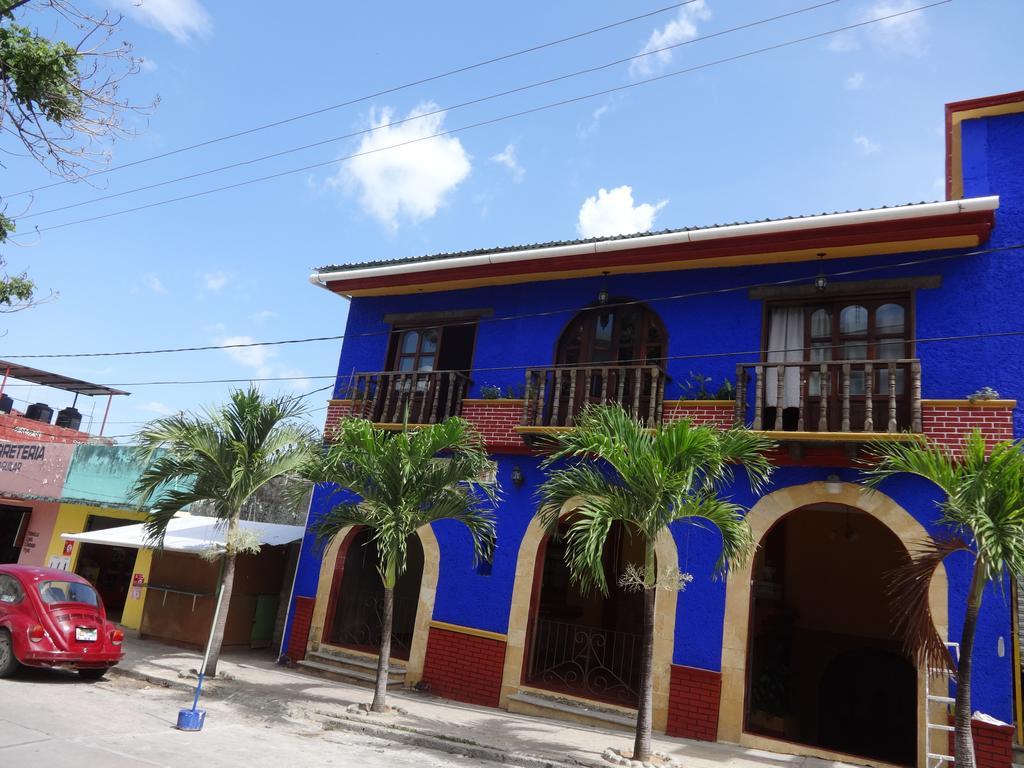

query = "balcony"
[
  {"left": 520, "top": 364, "right": 667, "bottom": 431},
  {"left": 348, "top": 370, "right": 471, "bottom": 425},
  {"left": 734, "top": 359, "right": 922, "bottom": 440}
]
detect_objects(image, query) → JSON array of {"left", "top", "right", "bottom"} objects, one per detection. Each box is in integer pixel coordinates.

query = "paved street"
[{"left": 0, "top": 667, "right": 507, "bottom": 768}]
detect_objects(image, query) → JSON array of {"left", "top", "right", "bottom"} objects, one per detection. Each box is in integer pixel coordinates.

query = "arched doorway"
[
  {"left": 524, "top": 519, "right": 647, "bottom": 706},
  {"left": 556, "top": 303, "right": 666, "bottom": 368},
  {"left": 744, "top": 504, "right": 916, "bottom": 765},
  {"left": 325, "top": 527, "right": 424, "bottom": 662}
]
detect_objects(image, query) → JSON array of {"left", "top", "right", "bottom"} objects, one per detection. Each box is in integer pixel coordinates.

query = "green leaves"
[
  {"left": 0, "top": 22, "right": 81, "bottom": 124},
  {"left": 537, "top": 404, "right": 774, "bottom": 594},
  {"left": 304, "top": 417, "right": 499, "bottom": 585}
]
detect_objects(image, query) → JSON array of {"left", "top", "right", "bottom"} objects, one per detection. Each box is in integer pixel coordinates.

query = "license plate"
[{"left": 75, "top": 627, "right": 97, "bottom": 642}]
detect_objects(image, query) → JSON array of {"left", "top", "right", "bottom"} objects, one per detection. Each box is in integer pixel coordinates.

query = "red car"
[{"left": 0, "top": 564, "right": 124, "bottom": 679}]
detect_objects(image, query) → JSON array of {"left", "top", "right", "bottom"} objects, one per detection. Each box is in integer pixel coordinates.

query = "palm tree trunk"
[
  {"left": 203, "top": 549, "right": 237, "bottom": 678},
  {"left": 633, "top": 576, "right": 656, "bottom": 761},
  {"left": 371, "top": 585, "right": 394, "bottom": 713},
  {"left": 954, "top": 559, "right": 986, "bottom": 768}
]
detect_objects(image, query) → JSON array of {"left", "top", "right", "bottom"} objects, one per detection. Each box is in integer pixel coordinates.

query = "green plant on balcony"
[
  {"left": 680, "top": 371, "right": 736, "bottom": 401},
  {"left": 967, "top": 386, "right": 1000, "bottom": 404},
  {"left": 479, "top": 383, "right": 522, "bottom": 399}
]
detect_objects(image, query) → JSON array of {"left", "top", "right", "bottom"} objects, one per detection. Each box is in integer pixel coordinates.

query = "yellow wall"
[{"left": 45, "top": 504, "right": 152, "bottom": 631}]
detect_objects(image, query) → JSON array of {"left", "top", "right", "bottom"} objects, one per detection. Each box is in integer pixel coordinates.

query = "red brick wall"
[
  {"left": 972, "top": 716, "right": 1015, "bottom": 768},
  {"left": 922, "top": 401, "right": 1015, "bottom": 453},
  {"left": 323, "top": 399, "right": 355, "bottom": 441},
  {"left": 663, "top": 401, "right": 735, "bottom": 430},
  {"left": 666, "top": 664, "right": 722, "bottom": 741},
  {"left": 287, "top": 596, "right": 316, "bottom": 662},
  {"left": 421, "top": 624, "right": 507, "bottom": 707},
  {"left": 460, "top": 400, "right": 523, "bottom": 450}
]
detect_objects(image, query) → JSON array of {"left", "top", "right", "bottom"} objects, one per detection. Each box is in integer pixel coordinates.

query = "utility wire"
[
  {"left": 4, "top": 240, "right": 1017, "bottom": 361},
  {"left": 5, "top": 0, "right": 704, "bottom": 198},
  {"left": 15, "top": 1, "right": 950, "bottom": 238},
  {"left": 19, "top": 0, "right": 842, "bottom": 221}
]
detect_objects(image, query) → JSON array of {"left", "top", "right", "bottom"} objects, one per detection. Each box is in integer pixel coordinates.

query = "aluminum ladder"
[{"left": 926, "top": 642, "right": 961, "bottom": 768}]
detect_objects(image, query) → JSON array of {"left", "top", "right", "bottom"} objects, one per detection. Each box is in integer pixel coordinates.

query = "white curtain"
[{"left": 765, "top": 307, "right": 803, "bottom": 408}]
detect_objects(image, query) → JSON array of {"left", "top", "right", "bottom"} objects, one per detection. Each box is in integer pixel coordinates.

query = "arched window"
[{"left": 556, "top": 303, "right": 666, "bottom": 367}]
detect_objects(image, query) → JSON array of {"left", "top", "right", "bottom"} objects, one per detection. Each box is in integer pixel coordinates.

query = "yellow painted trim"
[
  {"left": 309, "top": 523, "right": 440, "bottom": 686},
  {"left": 461, "top": 399, "right": 526, "bottom": 405},
  {"left": 499, "top": 499, "right": 678, "bottom": 732},
  {"left": 921, "top": 399, "right": 1017, "bottom": 408},
  {"left": 949, "top": 100, "right": 1024, "bottom": 200},
  {"left": 429, "top": 620, "right": 508, "bottom": 643},
  {"left": 718, "top": 481, "right": 949, "bottom": 768},
  {"left": 340, "top": 236, "right": 981, "bottom": 297},
  {"left": 664, "top": 400, "right": 736, "bottom": 407},
  {"left": 515, "top": 425, "right": 569, "bottom": 435},
  {"left": 1013, "top": 580, "right": 1024, "bottom": 745},
  {"left": 753, "top": 430, "right": 921, "bottom": 443},
  {"left": 328, "top": 399, "right": 353, "bottom": 406},
  {"left": 119, "top": 548, "right": 152, "bottom": 631}
]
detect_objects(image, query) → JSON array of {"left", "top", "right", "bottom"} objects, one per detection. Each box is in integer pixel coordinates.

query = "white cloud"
[
  {"left": 140, "top": 401, "right": 174, "bottom": 416},
  {"left": 249, "top": 309, "right": 277, "bottom": 324},
  {"left": 202, "top": 271, "right": 228, "bottom": 292},
  {"left": 853, "top": 134, "right": 881, "bottom": 155},
  {"left": 333, "top": 102, "right": 471, "bottom": 230},
  {"left": 578, "top": 104, "right": 611, "bottom": 140},
  {"left": 110, "top": 0, "right": 212, "bottom": 43},
  {"left": 827, "top": 32, "right": 860, "bottom": 53},
  {"left": 139, "top": 57, "right": 158, "bottom": 73},
  {"left": 845, "top": 72, "right": 865, "bottom": 90},
  {"left": 629, "top": 0, "right": 711, "bottom": 79},
  {"left": 220, "top": 335, "right": 273, "bottom": 377},
  {"left": 490, "top": 143, "right": 524, "bottom": 182},
  {"left": 278, "top": 367, "right": 312, "bottom": 393},
  {"left": 864, "top": 0, "right": 929, "bottom": 55},
  {"left": 141, "top": 273, "right": 166, "bottom": 294},
  {"left": 577, "top": 186, "right": 668, "bottom": 239}
]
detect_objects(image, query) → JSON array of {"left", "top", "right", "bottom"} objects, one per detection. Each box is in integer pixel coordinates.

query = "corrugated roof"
[{"left": 315, "top": 201, "right": 941, "bottom": 274}]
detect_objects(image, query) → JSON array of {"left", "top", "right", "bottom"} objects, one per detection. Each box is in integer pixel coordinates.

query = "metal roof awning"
[
  {"left": 61, "top": 516, "right": 304, "bottom": 554},
  {"left": 0, "top": 360, "right": 129, "bottom": 397}
]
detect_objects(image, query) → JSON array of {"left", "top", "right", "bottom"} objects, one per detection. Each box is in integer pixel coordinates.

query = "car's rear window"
[{"left": 37, "top": 580, "right": 99, "bottom": 607}]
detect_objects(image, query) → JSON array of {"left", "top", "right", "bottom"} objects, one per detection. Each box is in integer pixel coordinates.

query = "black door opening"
[
  {"left": 0, "top": 505, "right": 29, "bottom": 564},
  {"left": 73, "top": 515, "right": 139, "bottom": 622}
]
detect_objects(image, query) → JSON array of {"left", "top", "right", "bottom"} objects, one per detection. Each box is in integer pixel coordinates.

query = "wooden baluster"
[
  {"left": 368, "top": 374, "right": 383, "bottom": 420},
  {"left": 453, "top": 375, "right": 466, "bottom": 416},
  {"left": 841, "top": 363, "right": 851, "bottom": 433},
  {"left": 535, "top": 370, "right": 548, "bottom": 426},
  {"left": 380, "top": 372, "right": 396, "bottom": 423},
  {"left": 864, "top": 362, "right": 874, "bottom": 433},
  {"left": 553, "top": 368, "right": 565, "bottom": 426},
  {"left": 522, "top": 371, "right": 534, "bottom": 426},
  {"left": 753, "top": 365, "right": 764, "bottom": 431},
  {"left": 911, "top": 360, "right": 922, "bottom": 433},
  {"left": 583, "top": 368, "right": 593, "bottom": 408},
  {"left": 797, "top": 366, "right": 806, "bottom": 431},
  {"left": 647, "top": 368, "right": 659, "bottom": 426},
  {"left": 424, "top": 373, "right": 439, "bottom": 423},
  {"left": 616, "top": 366, "right": 626, "bottom": 406},
  {"left": 775, "top": 364, "right": 786, "bottom": 431},
  {"left": 566, "top": 368, "right": 579, "bottom": 427},
  {"left": 734, "top": 364, "right": 745, "bottom": 427},
  {"left": 818, "top": 363, "right": 828, "bottom": 432},
  {"left": 401, "top": 374, "right": 413, "bottom": 422},
  {"left": 599, "top": 367, "right": 609, "bottom": 406},
  {"left": 408, "top": 372, "right": 421, "bottom": 423},
  {"left": 887, "top": 362, "right": 898, "bottom": 433},
  {"left": 443, "top": 372, "right": 457, "bottom": 420},
  {"left": 631, "top": 367, "right": 642, "bottom": 420},
  {"left": 655, "top": 369, "right": 665, "bottom": 425}
]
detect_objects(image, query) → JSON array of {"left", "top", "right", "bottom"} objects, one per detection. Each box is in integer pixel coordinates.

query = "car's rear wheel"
[
  {"left": 0, "top": 630, "right": 19, "bottom": 678},
  {"left": 77, "top": 667, "right": 107, "bottom": 681}
]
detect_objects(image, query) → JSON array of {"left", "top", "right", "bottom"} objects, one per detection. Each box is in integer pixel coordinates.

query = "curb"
[
  {"left": 314, "top": 709, "right": 594, "bottom": 768},
  {"left": 109, "top": 665, "right": 223, "bottom": 698}
]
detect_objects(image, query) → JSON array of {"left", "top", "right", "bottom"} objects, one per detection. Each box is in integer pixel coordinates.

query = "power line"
[
  {"left": 19, "top": 0, "right": 843, "bottom": 221},
  {"left": 5, "top": 0, "right": 703, "bottom": 199},
  {"left": 14, "top": 1, "right": 950, "bottom": 238},
  {"left": 4, "top": 240, "right": 1018, "bottom": 361}
]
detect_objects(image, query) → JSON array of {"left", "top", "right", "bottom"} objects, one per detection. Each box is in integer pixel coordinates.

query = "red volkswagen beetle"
[{"left": 0, "top": 564, "right": 124, "bottom": 679}]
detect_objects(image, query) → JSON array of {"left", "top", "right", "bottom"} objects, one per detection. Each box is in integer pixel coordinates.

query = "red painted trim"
[
  {"left": 320, "top": 527, "right": 363, "bottom": 645},
  {"left": 326, "top": 213, "right": 995, "bottom": 294}
]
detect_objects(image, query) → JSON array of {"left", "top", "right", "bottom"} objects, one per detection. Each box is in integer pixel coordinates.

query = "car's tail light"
[
  {"left": 109, "top": 628, "right": 124, "bottom": 645},
  {"left": 28, "top": 624, "right": 45, "bottom": 642}
]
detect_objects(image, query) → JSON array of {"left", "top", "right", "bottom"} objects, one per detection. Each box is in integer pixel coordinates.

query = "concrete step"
[
  {"left": 297, "top": 648, "right": 406, "bottom": 689},
  {"left": 309, "top": 648, "right": 406, "bottom": 676},
  {"left": 507, "top": 689, "right": 636, "bottom": 732}
]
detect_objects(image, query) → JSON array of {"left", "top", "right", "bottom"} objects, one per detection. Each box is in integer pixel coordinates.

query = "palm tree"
[
  {"left": 302, "top": 416, "right": 499, "bottom": 713},
  {"left": 861, "top": 431, "right": 1024, "bottom": 768},
  {"left": 133, "top": 388, "right": 318, "bottom": 677},
  {"left": 536, "top": 404, "right": 775, "bottom": 762}
]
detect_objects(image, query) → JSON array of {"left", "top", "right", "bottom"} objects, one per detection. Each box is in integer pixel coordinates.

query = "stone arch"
[
  {"left": 500, "top": 500, "right": 679, "bottom": 730},
  {"left": 308, "top": 523, "right": 440, "bottom": 685},
  {"left": 718, "top": 480, "right": 949, "bottom": 766}
]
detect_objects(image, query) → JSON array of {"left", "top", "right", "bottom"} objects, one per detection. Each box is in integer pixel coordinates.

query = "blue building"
[{"left": 282, "top": 90, "right": 1024, "bottom": 768}]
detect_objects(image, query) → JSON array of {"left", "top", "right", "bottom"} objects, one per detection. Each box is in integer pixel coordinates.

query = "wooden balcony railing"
[
  {"left": 348, "top": 370, "right": 471, "bottom": 424},
  {"left": 522, "top": 365, "right": 667, "bottom": 428},
  {"left": 735, "top": 359, "right": 922, "bottom": 435}
]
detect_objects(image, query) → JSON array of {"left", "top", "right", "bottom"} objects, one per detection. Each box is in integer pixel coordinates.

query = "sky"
[{"left": 0, "top": 0, "right": 1021, "bottom": 438}]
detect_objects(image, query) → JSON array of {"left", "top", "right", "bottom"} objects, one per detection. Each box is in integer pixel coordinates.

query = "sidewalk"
[{"left": 114, "top": 636, "right": 858, "bottom": 768}]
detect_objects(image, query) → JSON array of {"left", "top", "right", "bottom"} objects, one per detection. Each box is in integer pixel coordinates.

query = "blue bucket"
[{"left": 176, "top": 708, "right": 206, "bottom": 731}]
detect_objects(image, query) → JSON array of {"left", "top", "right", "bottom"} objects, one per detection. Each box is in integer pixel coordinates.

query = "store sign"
[{"left": 0, "top": 441, "right": 73, "bottom": 499}]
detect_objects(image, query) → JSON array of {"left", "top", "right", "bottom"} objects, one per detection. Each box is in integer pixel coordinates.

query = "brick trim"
[
  {"left": 422, "top": 625, "right": 507, "bottom": 707},
  {"left": 972, "top": 716, "right": 1014, "bottom": 768},
  {"left": 663, "top": 401, "right": 734, "bottom": 429},
  {"left": 287, "top": 596, "right": 316, "bottom": 662},
  {"left": 460, "top": 399, "right": 522, "bottom": 450},
  {"left": 922, "top": 402, "right": 1015, "bottom": 453},
  {"left": 666, "top": 664, "right": 721, "bottom": 742}
]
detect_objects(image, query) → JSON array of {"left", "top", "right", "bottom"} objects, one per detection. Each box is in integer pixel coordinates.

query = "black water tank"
[
  {"left": 0, "top": 394, "right": 11, "bottom": 414},
  {"left": 25, "top": 402, "right": 53, "bottom": 424},
  {"left": 56, "top": 406, "right": 82, "bottom": 431}
]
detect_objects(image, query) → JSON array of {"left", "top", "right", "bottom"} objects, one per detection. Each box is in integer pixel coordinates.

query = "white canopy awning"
[{"left": 61, "top": 515, "right": 304, "bottom": 554}]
